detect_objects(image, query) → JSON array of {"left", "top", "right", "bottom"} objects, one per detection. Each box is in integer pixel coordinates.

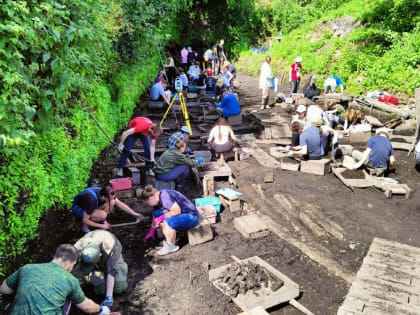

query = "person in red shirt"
[
  {"left": 117, "top": 117, "right": 163, "bottom": 176},
  {"left": 289, "top": 56, "right": 302, "bottom": 96}
]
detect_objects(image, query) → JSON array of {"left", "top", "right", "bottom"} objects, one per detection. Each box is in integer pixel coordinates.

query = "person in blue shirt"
[
  {"left": 214, "top": 89, "right": 241, "bottom": 118},
  {"left": 290, "top": 121, "right": 324, "bottom": 160},
  {"left": 352, "top": 129, "right": 395, "bottom": 176},
  {"left": 188, "top": 61, "right": 202, "bottom": 83},
  {"left": 324, "top": 75, "right": 344, "bottom": 93},
  {"left": 150, "top": 80, "right": 171, "bottom": 105},
  {"left": 140, "top": 185, "right": 199, "bottom": 256}
]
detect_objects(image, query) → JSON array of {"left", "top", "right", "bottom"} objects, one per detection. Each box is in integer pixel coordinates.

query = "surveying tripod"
[{"left": 160, "top": 78, "right": 193, "bottom": 135}]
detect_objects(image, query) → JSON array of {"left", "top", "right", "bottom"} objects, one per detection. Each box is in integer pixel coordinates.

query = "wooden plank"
[
  {"left": 270, "top": 126, "right": 281, "bottom": 139},
  {"left": 242, "top": 144, "right": 282, "bottom": 168},
  {"left": 264, "top": 127, "right": 272, "bottom": 140},
  {"left": 392, "top": 142, "right": 413, "bottom": 150},
  {"left": 234, "top": 214, "right": 270, "bottom": 239}
]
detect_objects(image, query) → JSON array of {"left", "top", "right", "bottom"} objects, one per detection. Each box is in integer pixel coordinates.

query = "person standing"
[
  {"left": 117, "top": 117, "right": 163, "bottom": 176},
  {"left": 226, "top": 61, "right": 237, "bottom": 89},
  {"left": 289, "top": 56, "right": 302, "bottom": 95},
  {"left": 216, "top": 39, "right": 226, "bottom": 74},
  {"left": 180, "top": 47, "right": 188, "bottom": 72},
  {"left": 259, "top": 56, "right": 273, "bottom": 110},
  {"left": 164, "top": 55, "right": 177, "bottom": 85},
  {"left": 0, "top": 244, "right": 108, "bottom": 315}
]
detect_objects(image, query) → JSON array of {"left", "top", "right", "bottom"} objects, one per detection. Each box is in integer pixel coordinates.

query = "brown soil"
[
  {"left": 7, "top": 74, "right": 420, "bottom": 315},
  {"left": 282, "top": 157, "right": 300, "bottom": 165},
  {"left": 341, "top": 170, "right": 365, "bottom": 179},
  {"left": 391, "top": 137, "right": 408, "bottom": 143}
]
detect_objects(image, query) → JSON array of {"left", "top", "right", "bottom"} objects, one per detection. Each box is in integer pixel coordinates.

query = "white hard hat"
[
  {"left": 296, "top": 105, "right": 306, "bottom": 113},
  {"left": 295, "top": 56, "right": 303, "bottom": 63}
]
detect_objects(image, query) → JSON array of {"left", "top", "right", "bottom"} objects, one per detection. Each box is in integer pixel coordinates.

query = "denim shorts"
[{"left": 153, "top": 210, "right": 199, "bottom": 230}]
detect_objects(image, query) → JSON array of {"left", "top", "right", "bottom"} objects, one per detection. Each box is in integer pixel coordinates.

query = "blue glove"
[
  {"left": 196, "top": 157, "right": 204, "bottom": 164},
  {"left": 101, "top": 296, "right": 113, "bottom": 307},
  {"left": 213, "top": 102, "right": 220, "bottom": 107},
  {"left": 99, "top": 306, "right": 111, "bottom": 315}
]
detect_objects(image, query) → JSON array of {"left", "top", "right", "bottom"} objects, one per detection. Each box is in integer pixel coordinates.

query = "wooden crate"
[
  {"left": 234, "top": 214, "right": 270, "bottom": 239},
  {"left": 188, "top": 216, "right": 213, "bottom": 246},
  {"left": 300, "top": 158, "right": 330, "bottom": 176}
]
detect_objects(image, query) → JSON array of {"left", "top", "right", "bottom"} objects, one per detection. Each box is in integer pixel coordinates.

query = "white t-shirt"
[
  {"left": 306, "top": 105, "right": 325, "bottom": 126},
  {"left": 259, "top": 62, "right": 272, "bottom": 89},
  {"left": 208, "top": 125, "right": 235, "bottom": 145},
  {"left": 415, "top": 140, "right": 420, "bottom": 153}
]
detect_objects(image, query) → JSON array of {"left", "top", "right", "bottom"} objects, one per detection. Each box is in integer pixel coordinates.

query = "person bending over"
[
  {"left": 343, "top": 106, "right": 362, "bottom": 132},
  {"left": 207, "top": 118, "right": 237, "bottom": 156},
  {"left": 72, "top": 185, "right": 140, "bottom": 233},
  {"left": 140, "top": 185, "right": 200, "bottom": 256},
  {"left": 167, "top": 125, "right": 192, "bottom": 154},
  {"left": 214, "top": 89, "right": 241, "bottom": 119},
  {"left": 290, "top": 121, "right": 324, "bottom": 160},
  {"left": 1, "top": 244, "right": 108, "bottom": 315}
]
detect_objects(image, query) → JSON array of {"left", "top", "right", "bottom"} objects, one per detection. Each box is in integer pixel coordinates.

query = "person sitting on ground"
[
  {"left": 73, "top": 230, "right": 128, "bottom": 308},
  {"left": 178, "top": 68, "right": 189, "bottom": 89},
  {"left": 187, "top": 47, "right": 198, "bottom": 66},
  {"left": 290, "top": 120, "right": 324, "bottom": 160},
  {"left": 188, "top": 61, "right": 201, "bottom": 83},
  {"left": 325, "top": 102, "right": 345, "bottom": 128},
  {"left": 150, "top": 80, "right": 171, "bottom": 105},
  {"left": 72, "top": 185, "right": 140, "bottom": 233},
  {"left": 303, "top": 76, "right": 321, "bottom": 101},
  {"left": 290, "top": 105, "right": 308, "bottom": 146},
  {"left": 343, "top": 106, "right": 362, "bottom": 132},
  {"left": 117, "top": 116, "right": 163, "bottom": 177},
  {"left": 207, "top": 118, "right": 237, "bottom": 156},
  {"left": 167, "top": 125, "right": 192, "bottom": 154},
  {"left": 153, "top": 139, "right": 203, "bottom": 192},
  {"left": 351, "top": 129, "right": 395, "bottom": 176},
  {"left": 306, "top": 103, "right": 329, "bottom": 126},
  {"left": 324, "top": 75, "right": 344, "bottom": 94},
  {"left": 289, "top": 56, "right": 302, "bottom": 95},
  {"left": 214, "top": 89, "right": 241, "bottom": 119},
  {"left": 140, "top": 185, "right": 200, "bottom": 256},
  {"left": 0, "top": 244, "right": 108, "bottom": 315}
]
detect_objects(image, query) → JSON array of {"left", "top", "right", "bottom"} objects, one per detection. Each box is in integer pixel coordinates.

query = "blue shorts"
[
  {"left": 153, "top": 210, "right": 199, "bottom": 230},
  {"left": 72, "top": 204, "right": 85, "bottom": 218}
]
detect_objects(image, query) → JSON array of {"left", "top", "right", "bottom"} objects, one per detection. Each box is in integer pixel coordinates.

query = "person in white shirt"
[
  {"left": 259, "top": 56, "right": 273, "bottom": 110},
  {"left": 207, "top": 118, "right": 237, "bottom": 155},
  {"left": 306, "top": 103, "right": 329, "bottom": 126}
]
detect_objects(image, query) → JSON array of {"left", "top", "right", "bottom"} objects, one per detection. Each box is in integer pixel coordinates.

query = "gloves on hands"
[
  {"left": 152, "top": 215, "right": 166, "bottom": 227},
  {"left": 101, "top": 296, "right": 113, "bottom": 307},
  {"left": 117, "top": 144, "right": 124, "bottom": 153},
  {"left": 143, "top": 226, "right": 156, "bottom": 243},
  {"left": 99, "top": 306, "right": 111, "bottom": 315},
  {"left": 196, "top": 157, "right": 204, "bottom": 164},
  {"left": 213, "top": 102, "right": 220, "bottom": 107}
]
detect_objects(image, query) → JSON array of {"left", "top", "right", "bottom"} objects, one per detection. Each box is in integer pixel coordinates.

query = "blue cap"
[
  {"left": 187, "top": 47, "right": 192, "bottom": 51},
  {"left": 181, "top": 126, "right": 190, "bottom": 134}
]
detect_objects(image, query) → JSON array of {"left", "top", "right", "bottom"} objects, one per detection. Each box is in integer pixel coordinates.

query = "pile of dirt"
[{"left": 341, "top": 170, "right": 365, "bottom": 179}]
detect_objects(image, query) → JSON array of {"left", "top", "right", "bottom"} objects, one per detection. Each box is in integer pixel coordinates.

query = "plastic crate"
[
  {"left": 195, "top": 196, "right": 222, "bottom": 213},
  {"left": 109, "top": 178, "right": 132, "bottom": 191}
]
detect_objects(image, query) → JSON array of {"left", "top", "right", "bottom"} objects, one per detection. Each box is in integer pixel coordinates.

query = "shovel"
[{"left": 109, "top": 217, "right": 146, "bottom": 229}]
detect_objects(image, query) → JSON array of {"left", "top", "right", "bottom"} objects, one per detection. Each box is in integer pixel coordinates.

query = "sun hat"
[
  {"left": 296, "top": 105, "right": 307, "bottom": 113},
  {"left": 295, "top": 56, "right": 303, "bottom": 63},
  {"left": 310, "top": 76, "right": 316, "bottom": 82},
  {"left": 376, "top": 128, "right": 390, "bottom": 138},
  {"left": 79, "top": 244, "right": 101, "bottom": 274}
]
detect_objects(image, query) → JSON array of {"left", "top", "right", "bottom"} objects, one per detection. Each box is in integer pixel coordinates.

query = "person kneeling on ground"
[
  {"left": 117, "top": 116, "right": 163, "bottom": 177},
  {"left": 290, "top": 120, "right": 324, "bottom": 160},
  {"left": 150, "top": 80, "right": 171, "bottom": 105},
  {"left": 214, "top": 89, "right": 241, "bottom": 119},
  {"left": 153, "top": 139, "right": 203, "bottom": 192},
  {"left": 324, "top": 102, "right": 345, "bottom": 128},
  {"left": 73, "top": 230, "right": 128, "bottom": 308},
  {"left": 140, "top": 185, "right": 200, "bottom": 256},
  {"left": 290, "top": 105, "right": 308, "bottom": 146},
  {"left": 351, "top": 129, "right": 395, "bottom": 176},
  {"left": 303, "top": 76, "right": 320, "bottom": 101},
  {"left": 207, "top": 118, "right": 237, "bottom": 157},
  {"left": 1, "top": 244, "right": 108, "bottom": 315},
  {"left": 167, "top": 125, "right": 192, "bottom": 154},
  {"left": 343, "top": 106, "right": 362, "bottom": 132},
  {"left": 72, "top": 185, "right": 140, "bottom": 233}
]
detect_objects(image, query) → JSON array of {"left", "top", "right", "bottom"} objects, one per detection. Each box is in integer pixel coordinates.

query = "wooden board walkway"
[{"left": 338, "top": 237, "right": 420, "bottom": 315}]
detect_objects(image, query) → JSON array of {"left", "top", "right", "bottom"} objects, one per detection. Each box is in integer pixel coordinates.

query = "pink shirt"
[
  {"left": 291, "top": 63, "right": 302, "bottom": 80},
  {"left": 181, "top": 48, "right": 188, "bottom": 64}
]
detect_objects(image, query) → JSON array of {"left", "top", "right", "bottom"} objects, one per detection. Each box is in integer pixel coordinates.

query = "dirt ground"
[{"left": 7, "top": 73, "right": 420, "bottom": 315}]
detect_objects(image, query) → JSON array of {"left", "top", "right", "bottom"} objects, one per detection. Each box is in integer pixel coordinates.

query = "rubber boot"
[{"left": 260, "top": 97, "right": 268, "bottom": 110}]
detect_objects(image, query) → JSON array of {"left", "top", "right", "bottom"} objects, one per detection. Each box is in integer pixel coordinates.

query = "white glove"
[
  {"left": 100, "top": 306, "right": 111, "bottom": 315},
  {"left": 117, "top": 144, "right": 124, "bottom": 153}
]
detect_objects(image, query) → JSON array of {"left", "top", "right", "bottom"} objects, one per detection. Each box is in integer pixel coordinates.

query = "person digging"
[
  {"left": 117, "top": 116, "right": 163, "bottom": 177},
  {"left": 140, "top": 185, "right": 200, "bottom": 256},
  {"left": 73, "top": 230, "right": 128, "bottom": 309}
]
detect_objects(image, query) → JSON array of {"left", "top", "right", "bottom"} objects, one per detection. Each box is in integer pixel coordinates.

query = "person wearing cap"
[
  {"left": 187, "top": 61, "right": 201, "bottom": 83},
  {"left": 73, "top": 230, "right": 128, "bottom": 308},
  {"left": 303, "top": 76, "right": 321, "bottom": 100},
  {"left": 214, "top": 89, "right": 241, "bottom": 119},
  {"left": 290, "top": 105, "right": 308, "bottom": 146},
  {"left": 324, "top": 75, "right": 344, "bottom": 94},
  {"left": 216, "top": 39, "right": 226, "bottom": 74},
  {"left": 181, "top": 47, "right": 188, "bottom": 72},
  {"left": 1, "top": 244, "right": 108, "bottom": 315},
  {"left": 259, "top": 56, "right": 273, "bottom": 110},
  {"left": 140, "top": 185, "right": 200, "bottom": 256},
  {"left": 150, "top": 80, "right": 171, "bottom": 105},
  {"left": 289, "top": 56, "right": 302, "bottom": 96},
  {"left": 351, "top": 129, "right": 395, "bottom": 176},
  {"left": 167, "top": 126, "right": 192, "bottom": 154},
  {"left": 72, "top": 185, "right": 140, "bottom": 233},
  {"left": 290, "top": 120, "right": 324, "bottom": 160},
  {"left": 187, "top": 47, "right": 198, "bottom": 66},
  {"left": 153, "top": 139, "right": 203, "bottom": 192},
  {"left": 118, "top": 116, "right": 163, "bottom": 177},
  {"left": 343, "top": 106, "right": 362, "bottom": 132}
]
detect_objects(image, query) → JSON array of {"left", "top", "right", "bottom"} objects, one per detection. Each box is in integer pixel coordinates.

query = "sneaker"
[
  {"left": 157, "top": 243, "right": 179, "bottom": 256},
  {"left": 260, "top": 105, "right": 265, "bottom": 110},
  {"left": 82, "top": 224, "right": 90, "bottom": 233},
  {"left": 117, "top": 168, "right": 123, "bottom": 176},
  {"left": 146, "top": 169, "right": 155, "bottom": 176}
]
